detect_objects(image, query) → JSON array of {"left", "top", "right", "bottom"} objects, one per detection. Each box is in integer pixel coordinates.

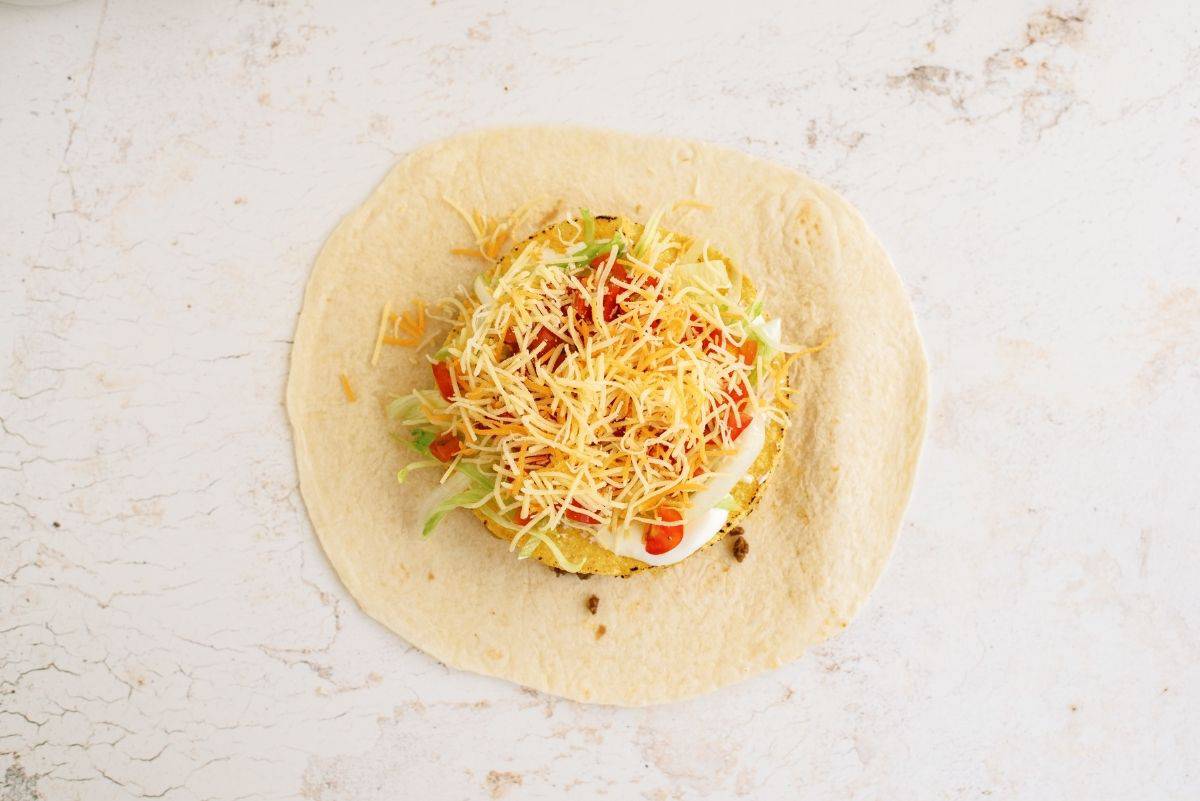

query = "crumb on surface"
[{"left": 586, "top": 595, "right": 599, "bottom": 615}]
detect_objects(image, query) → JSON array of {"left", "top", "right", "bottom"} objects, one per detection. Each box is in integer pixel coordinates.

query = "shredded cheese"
[
  {"left": 339, "top": 373, "right": 357, "bottom": 403},
  {"left": 444, "top": 196, "right": 537, "bottom": 262},
  {"left": 370, "top": 301, "right": 392, "bottom": 367},
  {"left": 671, "top": 198, "right": 713, "bottom": 213},
  {"left": 414, "top": 215, "right": 792, "bottom": 535},
  {"left": 381, "top": 300, "right": 427, "bottom": 348}
]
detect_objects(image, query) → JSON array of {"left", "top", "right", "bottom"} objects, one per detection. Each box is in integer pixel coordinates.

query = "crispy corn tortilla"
[
  {"left": 286, "top": 127, "right": 928, "bottom": 705},
  {"left": 472, "top": 214, "right": 788, "bottom": 577}
]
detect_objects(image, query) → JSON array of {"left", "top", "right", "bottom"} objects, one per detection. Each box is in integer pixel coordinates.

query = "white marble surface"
[{"left": 2, "top": 0, "right": 1197, "bottom": 798}]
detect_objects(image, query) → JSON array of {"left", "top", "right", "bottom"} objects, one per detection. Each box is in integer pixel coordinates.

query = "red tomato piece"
[
  {"left": 564, "top": 506, "right": 600, "bottom": 525},
  {"left": 645, "top": 507, "right": 684, "bottom": 555},
  {"left": 707, "top": 381, "right": 752, "bottom": 443},
  {"left": 726, "top": 404, "right": 753, "bottom": 441},
  {"left": 569, "top": 287, "right": 591, "bottom": 320},
  {"left": 432, "top": 361, "right": 456, "bottom": 401},
  {"left": 428, "top": 431, "right": 461, "bottom": 462},
  {"left": 514, "top": 509, "right": 534, "bottom": 526},
  {"left": 601, "top": 264, "right": 631, "bottom": 323},
  {"left": 531, "top": 326, "right": 564, "bottom": 363},
  {"left": 738, "top": 338, "right": 758, "bottom": 365}
]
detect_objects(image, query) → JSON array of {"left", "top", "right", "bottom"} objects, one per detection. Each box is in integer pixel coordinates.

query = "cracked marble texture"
[{"left": 2, "top": 0, "right": 1197, "bottom": 798}]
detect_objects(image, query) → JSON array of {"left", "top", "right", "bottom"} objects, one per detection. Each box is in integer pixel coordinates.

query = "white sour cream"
[{"left": 591, "top": 416, "right": 767, "bottom": 566}]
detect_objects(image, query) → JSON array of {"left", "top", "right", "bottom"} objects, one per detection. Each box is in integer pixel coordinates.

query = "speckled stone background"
[{"left": 2, "top": 1, "right": 1197, "bottom": 798}]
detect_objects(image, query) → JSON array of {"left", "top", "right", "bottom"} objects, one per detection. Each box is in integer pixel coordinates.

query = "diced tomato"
[
  {"left": 429, "top": 431, "right": 461, "bottom": 462},
  {"left": 726, "top": 404, "right": 753, "bottom": 441},
  {"left": 568, "top": 287, "right": 590, "bottom": 320},
  {"left": 737, "top": 338, "right": 758, "bottom": 365},
  {"left": 532, "top": 325, "right": 563, "bottom": 356},
  {"left": 432, "top": 361, "right": 456, "bottom": 401},
  {"left": 688, "top": 315, "right": 724, "bottom": 351},
  {"left": 589, "top": 254, "right": 610, "bottom": 270},
  {"left": 645, "top": 507, "right": 684, "bottom": 555},
  {"left": 514, "top": 509, "right": 534, "bottom": 526},
  {"left": 503, "top": 328, "right": 518, "bottom": 349},
  {"left": 564, "top": 506, "right": 600, "bottom": 525},
  {"left": 601, "top": 295, "right": 618, "bottom": 324},
  {"left": 708, "top": 380, "right": 752, "bottom": 443},
  {"left": 601, "top": 264, "right": 631, "bottom": 323}
]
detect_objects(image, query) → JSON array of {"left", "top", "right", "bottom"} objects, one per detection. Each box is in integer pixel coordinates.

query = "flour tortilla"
[{"left": 286, "top": 127, "right": 928, "bottom": 705}]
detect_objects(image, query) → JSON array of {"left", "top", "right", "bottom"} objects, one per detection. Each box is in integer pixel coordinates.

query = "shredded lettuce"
[
  {"left": 417, "top": 474, "right": 493, "bottom": 538},
  {"left": 398, "top": 459, "right": 440, "bottom": 483},
  {"left": 478, "top": 505, "right": 520, "bottom": 532},
  {"left": 556, "top": 235, "right": 624, "bottom": 270},
  {"left": 390, "top": 389, "right": 501, "bottom": 536},
  {"left": 455, "top": 460, "right": 496, "bottom": 491},
  {"left": 407, "top": 428, "right": 437, "bottom": 454},
  {"left": 580, "top": 208, "right": 595, "bottom": 246},
  {"left": 387, "top": 395, "right": 420, "bottom": 423},
  {"left": 485, "top": 505, "right": 587, "bottom": 572},
  {"left": 404, "top": 444, "right": 498, "bottom": 536},
  {"left": 746, "top": 315, "right": 800, "bottom": 357},
  {"left": 510, "top": 528, "right": 586, "bottom": 572},
  {"left": 715, "top": 494, "right": 743, "bottom": 513},
  {"left": 388, "top": 391, "right": 445, "bottom": 425},
  {"left": 552, "top": 219, "right": 626, "bottom": 271}
]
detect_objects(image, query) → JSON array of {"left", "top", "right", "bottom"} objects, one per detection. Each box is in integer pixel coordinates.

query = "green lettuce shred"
[
  {"left": 580, "top": 208, "right": 595, "bottom": 245},
  {"left": 715, "top": 494, "right": 743, "bottom": 513},
  {"left": 420, "top": 477, "right": 492, "bottom": 539}
]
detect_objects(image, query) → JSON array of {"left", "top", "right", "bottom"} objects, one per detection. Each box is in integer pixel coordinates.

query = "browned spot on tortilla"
[
  {"left": 586, "top": 595, "right": 599, "bottom": 615},
  {"left": 595, "top": 624, "right": 606, "bottom": 640}
]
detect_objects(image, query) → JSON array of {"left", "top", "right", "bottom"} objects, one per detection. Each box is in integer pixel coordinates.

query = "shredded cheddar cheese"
[
  {"left": 370, "top": 301, "right": 392, "bottom": 367},
  {"left": 339, "top": 372, "right": 357, "bottom": 403},
  {"left": 671, "top": 198, "right": 714, "bottom": 213},
  {"left": 418, "top": 215, "right": 793, "bottom": 536},
  {"left": 444, "top": 197, "right": 537, "bottom": 262},
  {"left": 382, "top": 300, "right": 427, "bottom": 347}
]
